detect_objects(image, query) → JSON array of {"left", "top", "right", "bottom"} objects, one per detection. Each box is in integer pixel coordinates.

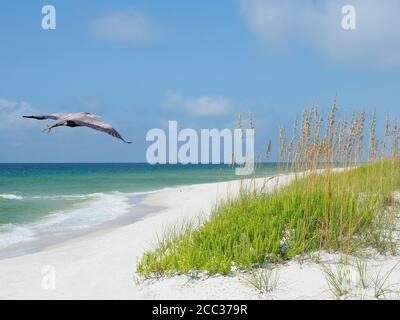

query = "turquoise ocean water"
[{"left": 0, "top": 163, "right": 279, "bottom": 251}]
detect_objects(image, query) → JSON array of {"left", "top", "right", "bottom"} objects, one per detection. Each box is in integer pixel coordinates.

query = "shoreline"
[
  {"left": 0, "top": 192, "right": 163, "bottom": 260},
  {"left": 0, "top": 171, "right": 398, "bottom": 300},
  {"left": 0, "top": 174, "right": 288, "bottom": 299}
]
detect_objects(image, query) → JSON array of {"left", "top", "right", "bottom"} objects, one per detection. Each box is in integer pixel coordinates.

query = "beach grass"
[{"left": 137, "top": 103, "right": 400, "bottom": 277}]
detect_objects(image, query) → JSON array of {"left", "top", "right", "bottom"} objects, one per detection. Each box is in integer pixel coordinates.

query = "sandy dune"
[{"left": 0, "top": 173, "right": 399, "bottom": 300}]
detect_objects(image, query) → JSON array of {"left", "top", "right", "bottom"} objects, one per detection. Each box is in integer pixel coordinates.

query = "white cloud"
[
  {"left": 163, "top": 90, "right": 232, "bottom": 117},
  {"left": 240, "top": 0, "right": 400, "bottom": 68},
  {"left": 0, "top": 99, "right": 36, "bottom": 130},
  {"left": 90, "top": 9, "right": 157, "bottom": 45},
  {"left": 0, "top": 99, "right": 18, "bottom": 109}
]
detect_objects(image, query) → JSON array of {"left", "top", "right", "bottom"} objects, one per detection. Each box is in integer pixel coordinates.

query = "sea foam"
[
  {"left": 0, "top": 192, "right": 133, "bottom": 250},
  {"left": 0, "top": 224, "right": 36, "bottom": 249},
  {"left": 0, "top": 194, "right": 23, "bottom": 200}
]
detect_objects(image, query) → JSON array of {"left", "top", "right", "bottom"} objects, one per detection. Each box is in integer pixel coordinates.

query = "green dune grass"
[
  {"left": 137, "top": 161, "right": 400, "bottom": 277},
  {"left": 137, "top": 105, "right": 400, "bottom": 278}
]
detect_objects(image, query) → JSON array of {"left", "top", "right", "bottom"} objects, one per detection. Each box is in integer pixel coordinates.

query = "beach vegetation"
[
  {"left": 320, "top": 256, "right": 399, "bottom": 300},
  {"left": 372, "top": 262, "right": 400, "bottom": 299},
  {"left": 137, "top": 102, "right": 400, "bottom": 279},
  {"left": 321, "top": 259, "right": 353, "bottom": 299},
  {"left": 241, "top": 268, "right": 280, "bottom": 293}
]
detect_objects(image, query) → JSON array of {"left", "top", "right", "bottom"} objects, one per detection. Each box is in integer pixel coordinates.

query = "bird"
[{"left": 23, "top": 112, "right": 132, "bottom": 143}]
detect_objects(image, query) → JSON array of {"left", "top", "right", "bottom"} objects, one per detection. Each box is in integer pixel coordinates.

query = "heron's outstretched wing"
[
  {"left": 70, "top": 115, "right": 132, "bottom": 143},
  {"left": 64, "top": 112, "right": 102, "bottom": 121},
  {"left": 23, "top": 113, "right": 65, "bottom": 120}
]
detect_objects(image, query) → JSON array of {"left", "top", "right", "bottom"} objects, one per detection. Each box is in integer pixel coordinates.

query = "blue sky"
[{"left": 0, "top": 0, "right": 399, "bottom": 162}]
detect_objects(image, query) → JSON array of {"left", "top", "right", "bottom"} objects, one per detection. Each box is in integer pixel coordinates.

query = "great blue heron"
[{"left": 23, "top": 112, "right": 132, "bottom": 143}]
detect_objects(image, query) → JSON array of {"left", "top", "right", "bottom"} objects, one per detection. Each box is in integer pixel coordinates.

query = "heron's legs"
[{"left": 43, "top": 122, "right": 64, "bottom": 133}]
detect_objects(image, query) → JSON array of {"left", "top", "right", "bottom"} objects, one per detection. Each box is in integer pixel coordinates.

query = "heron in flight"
[{"left": 23, "top": 112, "right": 132, "bottom": 143}]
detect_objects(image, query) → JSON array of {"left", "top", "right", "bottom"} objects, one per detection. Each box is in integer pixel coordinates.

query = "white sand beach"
[{"left": 0, "top": 174, "right": 399, "bottom": 300}]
